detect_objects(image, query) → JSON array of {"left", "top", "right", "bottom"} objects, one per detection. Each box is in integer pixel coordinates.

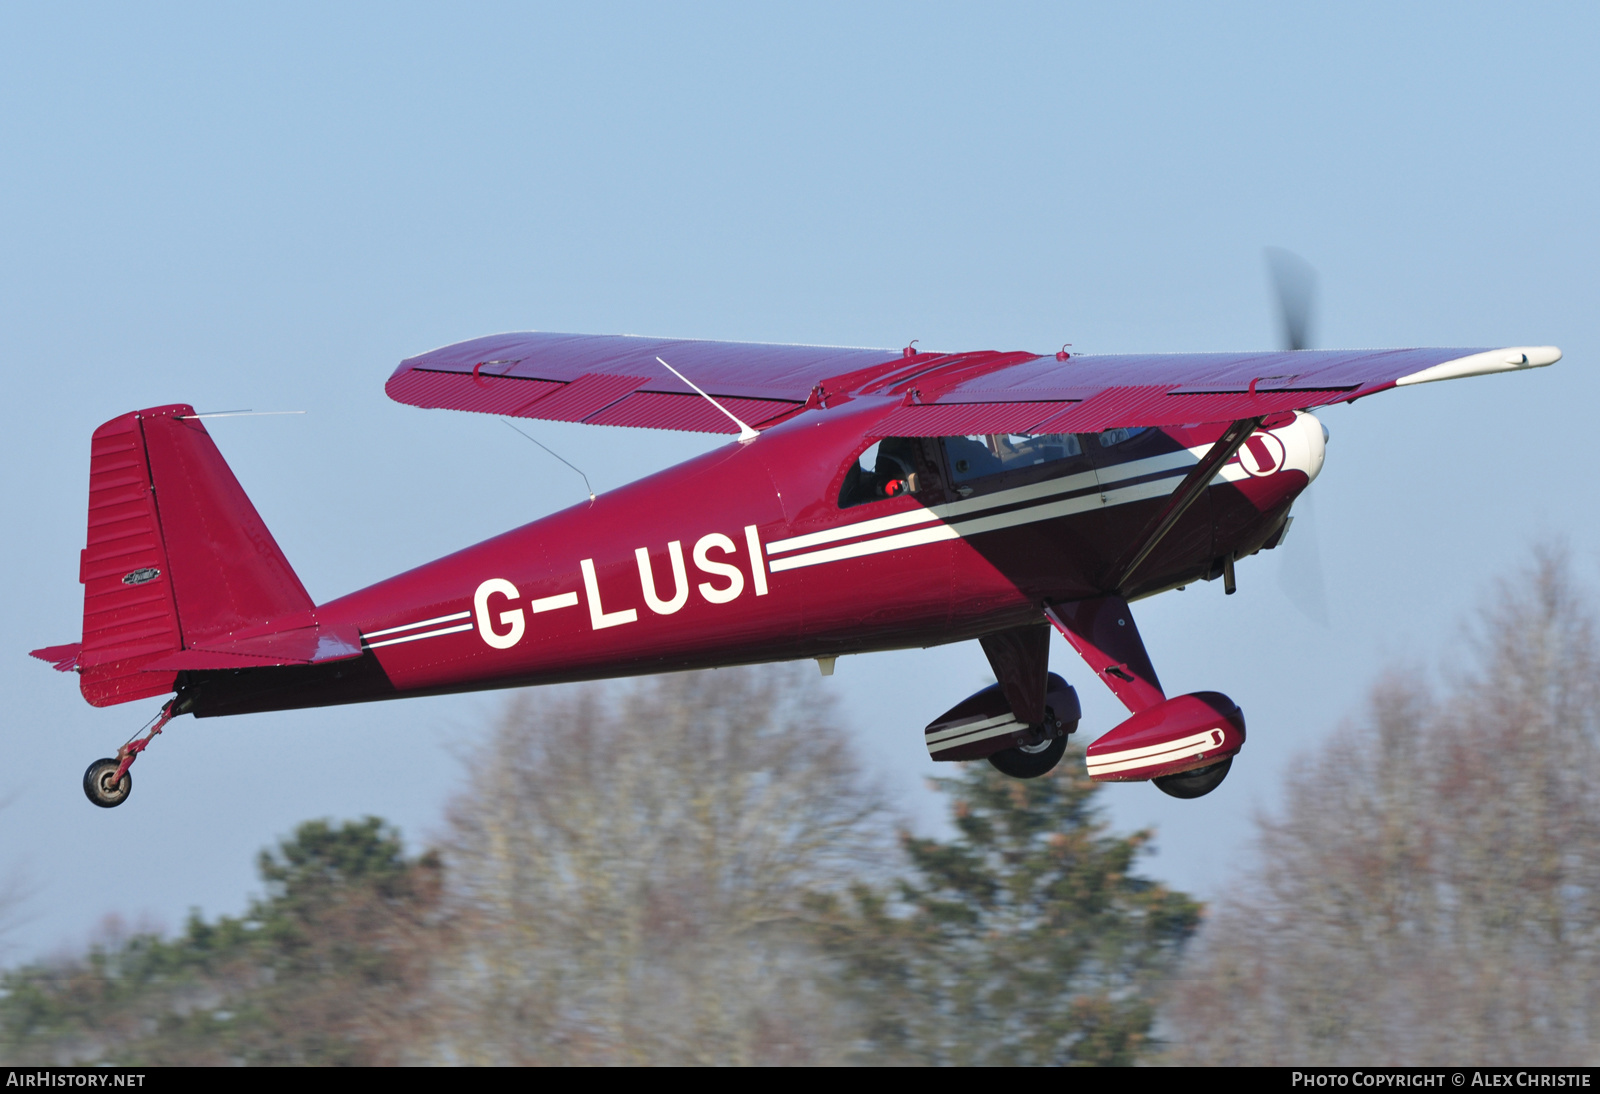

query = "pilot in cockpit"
[{"left": 838, "top": 437, "right": 919, "bottom": 508}]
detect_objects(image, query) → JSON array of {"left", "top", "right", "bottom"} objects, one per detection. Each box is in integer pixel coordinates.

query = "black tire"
[
  {"left": 1153, "top": 756, "right": 1232, "bottom": 799},
  {"left": 83, "top": 758, "right": 131, "bottom": 809},
  {"left": 988, "top": 734, "right": 1068, "bottom": 779}
]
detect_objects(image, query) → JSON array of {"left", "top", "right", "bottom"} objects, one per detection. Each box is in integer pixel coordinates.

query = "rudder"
[{"left": 75, "top": 405, "right": 314, "bottom": 706}]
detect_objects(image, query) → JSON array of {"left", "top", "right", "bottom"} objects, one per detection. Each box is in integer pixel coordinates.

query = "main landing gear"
[
  {"left": 1152, "top": 757, "right": 1233, "bottom": 799},
  {"left": 930, "top": 602, "right": 1248, "bottom": 798},
  {"left": 985, "top": 689, "right": 1079, "bottom": 781},
  {"left": 988, "top": 732, "right": 1069, "bottom": 779},
  {"left": 83, "top": 697, "right": 185, "bottom": 808}
]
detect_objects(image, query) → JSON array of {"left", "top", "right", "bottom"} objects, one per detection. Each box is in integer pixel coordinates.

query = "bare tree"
[
  {"left": 2, "top": 666, "right": 1200, "bottom": 1065},
  {"left": 1165, "top": 550, "right": 1600, "bottom": 1065},
  {"left": 0, "top": 794, "right": 33, "bottom": 963},
  {"left": 426, "top": 665, "right": 893, "bottom": 1065}
]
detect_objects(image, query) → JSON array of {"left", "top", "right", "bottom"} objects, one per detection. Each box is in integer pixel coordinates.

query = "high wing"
[
  {"left": 385, "top": 331, "right": 907, "bottom": 433},
  {"left": 386, "top": 332, "right": 1561, "bottom": 435},
  {"left": 865, "top": 345, "right": 1562, "bottom": 437}
]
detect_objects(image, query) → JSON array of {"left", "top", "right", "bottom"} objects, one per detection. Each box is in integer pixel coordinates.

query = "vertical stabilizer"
[{"left": 75, "top": 405, "right": 314, "bottom": 706}]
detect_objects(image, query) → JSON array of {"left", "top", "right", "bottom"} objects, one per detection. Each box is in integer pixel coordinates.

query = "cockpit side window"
[
  {"left": 838, "top": 437, "right": 921, "bottom": 509},
  {"left": 943, "top": 432, "right": 1086, "bottom": 485}
]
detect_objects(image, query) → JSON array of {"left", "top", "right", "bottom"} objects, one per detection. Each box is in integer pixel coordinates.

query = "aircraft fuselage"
[{"left": 180, "top": 400, "right": 1324, "bottom": 717}]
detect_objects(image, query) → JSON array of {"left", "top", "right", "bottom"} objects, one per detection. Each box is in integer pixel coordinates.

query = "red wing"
[
  {"left": 869, "top": 346, "right": 1560, "bottom": 436},
  {"left": 387, "top": 333, "right": 1560, "bottom": 436},
  {"left": 385, "top": 331, "right": 905, "bottom": 434}
]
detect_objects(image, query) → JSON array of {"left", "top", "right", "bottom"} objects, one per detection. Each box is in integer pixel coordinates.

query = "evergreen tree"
[
  {"left": 0, "top": 818, "right": 438, "bottom": 1065},
  {"left": 1, "top": 670, "right": 1202, "bottom": 1066},
  {"left": 810, "top": 758, "right": 1201, "bottom": 1066}
]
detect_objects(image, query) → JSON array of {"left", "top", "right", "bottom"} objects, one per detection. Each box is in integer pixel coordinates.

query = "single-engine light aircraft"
[{"left": 32, "top": 326, "right": 1560, "bottom": 806}]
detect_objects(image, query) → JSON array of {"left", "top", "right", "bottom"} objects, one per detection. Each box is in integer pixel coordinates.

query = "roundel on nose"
[{"left": 1238, "top": 432, "right": 1287, "bottom": 477}]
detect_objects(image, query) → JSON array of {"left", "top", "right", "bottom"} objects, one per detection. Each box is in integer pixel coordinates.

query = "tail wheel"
[
  {"left": 83, "top": 758, "right": 131, "bottom": 808},
  {"left": 988, "top": 733, "right": 1068, "bottom": 779},
  {"left": 1153, "top": 756, "right": 1232, "bottom": 799}
]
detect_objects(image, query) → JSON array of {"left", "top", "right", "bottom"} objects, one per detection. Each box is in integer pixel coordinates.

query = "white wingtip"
[{"left": 1395, "top": 345, "right": 1562, "bottom": 387}]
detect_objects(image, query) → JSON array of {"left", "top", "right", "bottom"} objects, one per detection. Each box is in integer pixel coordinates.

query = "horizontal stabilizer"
[
  {"left": 30, "top": 643, "right": 82, "bottom": 672},
  {"left": 145, "top": 622, "right": 363, "bottom": 671}
]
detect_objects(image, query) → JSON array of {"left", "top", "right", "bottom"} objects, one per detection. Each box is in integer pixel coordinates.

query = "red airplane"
[{"left": 31, "top": 332, "right": 1560, "bottom": 807}]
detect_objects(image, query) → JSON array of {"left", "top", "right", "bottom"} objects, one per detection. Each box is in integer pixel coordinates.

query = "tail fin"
[{"left": 73, "top": 405, "right": 314, "bottom": 706}]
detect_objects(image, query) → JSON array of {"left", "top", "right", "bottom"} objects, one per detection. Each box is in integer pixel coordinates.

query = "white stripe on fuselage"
[
  {"left": 363, "top": 425, "right": 1310, "bottom": 654},
  {"left": 364, "top": 622, "right": 476, "bottom": 649},
  {"left": 363, "top": 610, "right": 472, "bottom": 639},
  {"left": 769, "top": 441, "right": 1243, "bottom": 573}
]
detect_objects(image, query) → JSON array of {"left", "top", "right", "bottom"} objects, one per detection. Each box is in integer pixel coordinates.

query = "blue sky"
[{"left": 4, "top": 2, "right": 1596, "bottom": 958}]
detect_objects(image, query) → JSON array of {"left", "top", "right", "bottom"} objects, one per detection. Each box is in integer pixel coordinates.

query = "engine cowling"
[
  {"left": 924, "top": 672, "right": 1080, "bottom": 762},
  {"left": 1084, "top": 691, "right": 1245, "bottom": 782}
]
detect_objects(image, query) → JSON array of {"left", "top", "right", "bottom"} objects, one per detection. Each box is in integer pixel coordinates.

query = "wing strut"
[
  {"left": 655, "top": 356, "right": 760, "bottom": 441},
  {"left": 1104, "top": 416, "right": 1264, "bottom": 592}
]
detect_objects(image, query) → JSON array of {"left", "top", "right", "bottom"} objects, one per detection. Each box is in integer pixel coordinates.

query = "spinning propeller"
[
  {"left": 1265, "top": 246, "right": 1318, "bottom": 352},
  {"left": 1266, "top": 247, "right": 1332, "bottom": 627}
]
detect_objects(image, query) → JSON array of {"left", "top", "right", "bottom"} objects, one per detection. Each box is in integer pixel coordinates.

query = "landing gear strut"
[{"left": 83, "top": 698, "right": 181, "bottom": 809}]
